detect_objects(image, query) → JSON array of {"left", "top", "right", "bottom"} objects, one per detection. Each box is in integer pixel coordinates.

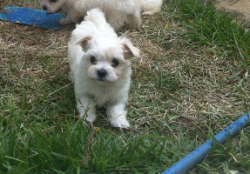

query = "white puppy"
[
  {"left": 40, "top": 0, "right": 162, "bottom": 30},
  {"left": 68, "top": 8, "right": 140, "bottom": 128}
]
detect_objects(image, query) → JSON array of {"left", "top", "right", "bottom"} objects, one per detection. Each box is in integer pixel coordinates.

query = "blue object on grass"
[
  {"left": 162, "top": 112, "right": 250, "bottom": 174},
  {"left": 0, "top": 6, "right": 66, "bottom": 30}
]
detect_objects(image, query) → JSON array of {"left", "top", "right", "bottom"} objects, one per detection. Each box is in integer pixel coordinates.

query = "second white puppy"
[
  {"left": 40, "top": 0, "right": 162, "bottom": 30},
  {"left": 68, "top": 8, "right": 139, "bottom": 128}
]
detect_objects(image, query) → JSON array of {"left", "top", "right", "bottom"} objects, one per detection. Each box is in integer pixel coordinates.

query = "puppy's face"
[
  {"left": 39, "top": 0, "right": 67, "bottom": 13},
  {"left": 77, "top": 36, "right": 139, "bottom": 83},
  {"left": 86, "top": 47, "right": 125, "bottom": 83}
]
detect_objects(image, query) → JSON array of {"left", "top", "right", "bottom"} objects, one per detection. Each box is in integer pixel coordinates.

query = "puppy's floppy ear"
[
  {"left": 76, "top": 36, "right": 92, "bottom": 52},
  {"left": 121, "top": 37, "right": 140, "bottom": 60}
]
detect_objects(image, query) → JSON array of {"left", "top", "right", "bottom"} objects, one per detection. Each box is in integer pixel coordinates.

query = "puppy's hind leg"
[
  {"left": 128, "top": 10, "right": 141, "bottom": 29},
  {"left": 142, "top": 11, "right": 156, "bottom": 15}
]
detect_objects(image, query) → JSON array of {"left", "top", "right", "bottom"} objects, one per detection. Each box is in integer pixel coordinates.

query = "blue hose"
[{"left": 162, "top": 112, "right": 250, "bottom": 174}]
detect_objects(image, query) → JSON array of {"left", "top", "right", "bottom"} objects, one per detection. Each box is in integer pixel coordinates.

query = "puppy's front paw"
[
  {"left": 60, "top": 18, "right": 71, "bottom": 25},
  {"left": 85, "top": 114, "right": 97, "bottom": 123},
  {"left": 111, "top": 118, "right": 130, "bottom": 129},
  {"left": 81, "top": 114, "right": 96, "bottom": 126}
]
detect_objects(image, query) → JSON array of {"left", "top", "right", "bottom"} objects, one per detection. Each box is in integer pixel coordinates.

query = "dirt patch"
[{"left": 215, "top": 0, "right": 250, "bottom": 30}]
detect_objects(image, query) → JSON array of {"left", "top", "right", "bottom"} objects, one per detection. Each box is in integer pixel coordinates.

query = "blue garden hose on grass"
[{"left": 163, "top": 112, "right": 250, "bottom": 174}]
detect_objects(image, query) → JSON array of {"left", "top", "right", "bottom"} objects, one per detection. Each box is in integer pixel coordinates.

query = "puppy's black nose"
[
  {"left": 97, "top": 69, "right": 107, "bottom": 78},
  {"left": 42, "top": 5, "right": 47, "bottom": 10}
]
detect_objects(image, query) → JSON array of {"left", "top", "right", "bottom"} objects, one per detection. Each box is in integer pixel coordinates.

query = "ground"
[
  {"left": 215, "top": 0, "right": 250, "bottom": 30},
  {"left": 0, "top": 0, "right": 250, "bottom": 173}
]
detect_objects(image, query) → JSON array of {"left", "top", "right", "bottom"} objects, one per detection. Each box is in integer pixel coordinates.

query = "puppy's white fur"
[
  {"left": 68, "top": 9, "right": 139, "bottom": 128},
  {"left": 40, "top": 0, "right": 162, "bottom": 30}
]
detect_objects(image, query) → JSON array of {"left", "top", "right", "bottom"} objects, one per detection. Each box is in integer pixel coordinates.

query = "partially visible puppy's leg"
[
  {"left": 77, "top": 95, "right": 97, "bottom": 123},
  {"left": 60, "top": 15, "right": 72, "bottom": 25},
  {"left": 128, "top": 9, "right": 141, "bottom": 29},
  {"left": 141, "top": 0, "right": 163, "bottom": 15},
  {"left": 106, "top": 103, "right": 130, "bottom": 128},
  {"left": 142, "top": 11, "right": 156, "bottom": 15}
]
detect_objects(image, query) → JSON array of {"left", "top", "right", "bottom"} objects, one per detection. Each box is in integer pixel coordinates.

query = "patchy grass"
[
  {"left": 0, "top": 0, "right": 250, "bottom": 173},
  {"left": 194, "top": 127, "right": 250, "bottom": 173},
  {"left": 175, "top": 0, "right": 250, "bottom": 68}
]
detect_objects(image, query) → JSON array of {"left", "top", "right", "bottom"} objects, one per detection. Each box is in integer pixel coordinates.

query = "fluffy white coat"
[{"left": 68, "top": 9, "right": 140, "bottom": 128}]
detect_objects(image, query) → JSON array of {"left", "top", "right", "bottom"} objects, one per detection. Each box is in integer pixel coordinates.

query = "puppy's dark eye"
[
  {"left": 111, "top": 59, "right": 119, "bottom": 67},
  {"left": 50, "top": 0, "right": 57, "bottom": 3},
  {"left": 90, "top": 56, "right": 97, "bottom": 64}
]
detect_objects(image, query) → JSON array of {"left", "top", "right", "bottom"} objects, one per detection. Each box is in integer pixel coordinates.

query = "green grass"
[
  {"left": 0, "top": 118, "right": 170, "bottom": 173},
  {"left": 1, "top": 0, "right": 250, "bottom": 173},
  {"left": 195, "top": 129, "right": 250, "bottom": 173},
  {"left": 175, "top": 0, "right": 250, "bottom": 68}
]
